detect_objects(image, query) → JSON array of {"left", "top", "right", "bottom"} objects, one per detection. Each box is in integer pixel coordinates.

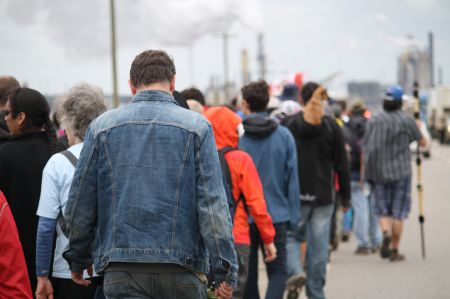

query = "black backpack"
[
  {"left": 217, "top": 147, "right": 247, "bottom": 223},
  {"left": 58, "top": 150, "right": 78, "bottom": 238}
]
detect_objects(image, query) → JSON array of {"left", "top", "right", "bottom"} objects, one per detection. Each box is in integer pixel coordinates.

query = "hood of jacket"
[
  {"left": 242, "top": 115, "right": 278, "bottom": 138},
  {"left": 203, "top": 106, "right": 242, "bottom": 148}
]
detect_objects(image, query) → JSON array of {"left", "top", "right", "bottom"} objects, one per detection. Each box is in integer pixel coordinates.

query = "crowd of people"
[{"left": 0, "top": 49, "right": 425, "bottom": 299}]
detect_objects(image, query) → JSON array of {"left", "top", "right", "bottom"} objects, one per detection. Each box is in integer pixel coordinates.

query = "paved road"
[{"left": 257, "top": 141, "right": 450, "bottom": 299}]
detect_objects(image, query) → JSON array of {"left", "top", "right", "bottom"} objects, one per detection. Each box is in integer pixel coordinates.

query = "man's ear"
[
  {"left": 169, "top": 75, "right": 176, "bottom": 93},
  {"left": 16, "top": 112, "right": 26, "bottom": 126},
  {"left": 242, "top": 99, "right": 251, "bottom": 115},
  {"left": 128, "top": 79, "right": 137, "bottom": 95}
]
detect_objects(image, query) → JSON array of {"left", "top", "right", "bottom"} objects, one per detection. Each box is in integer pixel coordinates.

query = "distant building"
[
  {"left": 347, "top": 81, "right": 384, "bottom": 112},
  {"left": 397, "top": 33, "right": 434, "bottom": 95}
]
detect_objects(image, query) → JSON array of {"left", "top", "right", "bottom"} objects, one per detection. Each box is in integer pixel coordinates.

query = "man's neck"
[{"left": 136, "top": 83, "right": 171, "bottom": 94}]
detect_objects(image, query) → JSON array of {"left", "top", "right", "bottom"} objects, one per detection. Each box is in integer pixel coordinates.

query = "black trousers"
[{"left": 51, "top": 277, "right": 105, "bottom": 299}]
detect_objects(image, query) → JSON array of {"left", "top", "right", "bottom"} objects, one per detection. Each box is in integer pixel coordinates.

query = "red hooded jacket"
[
  {"left": 0, "top": 191, "right": 32, "bottom": 299},
  {"left": 204, "top": 107, "right": 275, "bottom": 245}
]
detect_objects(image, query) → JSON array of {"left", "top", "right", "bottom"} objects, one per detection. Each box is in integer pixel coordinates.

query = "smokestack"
[
  {"left": 257, "top": 33, "right": 266, "bottom": 80},
  {"left": 428, "top": 31, "right": 434, "bottom": 87},
  {"left": 241, "top": 49, "right": 250, "bottom": 86}
]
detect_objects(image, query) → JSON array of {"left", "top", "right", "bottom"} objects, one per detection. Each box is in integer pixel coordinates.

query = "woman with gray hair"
[{"left": 35, "top": 83, "right": 107, "bottom": 299}]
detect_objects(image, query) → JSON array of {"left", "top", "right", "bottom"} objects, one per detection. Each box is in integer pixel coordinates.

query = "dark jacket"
[
  {"left": 282, "top": 111, "right": 351, "bottom": 207},
  {"left": 0, "top": 131, "right": 52, "bottom": 292},
  {"left": 0, "top": 116, "right": 10, "bottom": 147},
  {"left": 346, "top": 114, "right": 367, "bottom": 180}
]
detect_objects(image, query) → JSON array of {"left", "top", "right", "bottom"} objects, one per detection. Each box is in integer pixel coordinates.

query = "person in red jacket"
[
  {"left": 0, "top": 191, "right": 33, "bottom": 299},
  {"left": 204, "top": 106, "right": 276, "bottom": 299}
]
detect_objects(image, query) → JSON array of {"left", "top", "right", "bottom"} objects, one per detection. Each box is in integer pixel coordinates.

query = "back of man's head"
[
  {"left": 130, "top": 50, "right": 176, "bottom": 89},
  {"left": 241, "top": 80, "right": 270, "bottom": 112},
  {"left": 0, "top": 76, "right": 20, "bottom": 107},
  {"left": 181, "top": 87, "right": 205, "bottom": 106},
  {"left": 300, "top": 81, "right": 319, "bottom": 105}
]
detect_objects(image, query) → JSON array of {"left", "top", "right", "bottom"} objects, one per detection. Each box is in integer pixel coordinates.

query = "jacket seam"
[
  {"left": 197, "top": 142, "right": 222, "bottom": 257},
  {"left": 94, "top": 121, "right": 204, "bottom": 137},
  {"left": 101, "top": 133, "right": 117, "bottom": 248},
  {"left": 171, "top": 133, "right": 193, "bottom": 250}
]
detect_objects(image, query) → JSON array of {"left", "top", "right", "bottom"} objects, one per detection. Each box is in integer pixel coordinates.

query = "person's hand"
[
  {"left": 263, "top": 242, "right": 277, "bottom": 262},
  {"left": 71, "top": 265, "right": 93, "bottom": 286},
  {"left": 214, "top": 282, "right": 233, "bottom": 299},
  {"left": 36, "top": 276, "right": 54, "bottom": 299},
  {"left": 303, "top": 86, "right": 326, "bottom": 125}
]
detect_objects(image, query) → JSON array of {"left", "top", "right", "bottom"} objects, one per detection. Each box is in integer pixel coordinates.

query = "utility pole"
[
  {"left": 223, "top": 32, "right": 230, "bottom": 102},
  {"left": 110, "top": 0, "right": 119, "bottom": 108}
]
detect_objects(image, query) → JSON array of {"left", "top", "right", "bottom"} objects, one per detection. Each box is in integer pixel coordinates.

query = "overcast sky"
[{"left": 1, "top": 0, "right": 449, "bottom": 98}]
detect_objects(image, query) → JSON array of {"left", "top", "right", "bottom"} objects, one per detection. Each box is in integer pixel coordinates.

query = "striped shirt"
[{"left": 363, "top": 110, "right": 421, "bottom": 183}]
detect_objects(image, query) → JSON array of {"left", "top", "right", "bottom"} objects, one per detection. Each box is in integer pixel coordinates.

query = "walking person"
[
  {"left": 363, "top": 85, "right": 426, "bottom": 261},
  {"left": 239, "top": 80, "right": 300, "bottom": 299},
  {"left": 282, "top": 82, "right": 350, "bottom": 299},
  {"left": 347, "top": 102, "right": 381, "bottom": 255},
  {"left": 0, "top": 191, "right": 33, "bottom": 299},
  {"left": 62, "top": 50, "right": 238, "bottom": 299},
  {"left": 204, "top": 106, "right": 277, "bottom": 299},
  {"left": 35, "top": 83, "right": 107, "bottom": 299},
  {"left": 0, "top": 76, "right": 20, "bottom": 145},
  {"left": 0, "top": 87, "right": 57, "bottom": 294}
]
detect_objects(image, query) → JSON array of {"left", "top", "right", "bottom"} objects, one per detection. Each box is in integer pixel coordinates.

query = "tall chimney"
[
  {"left": 428, "top": 31, "right": 434, "bottom": 87},
  {"left": 257, "top": 33, "right": 266, "bottom": 80},
  {"left": 241, "top": 49, "right": 250, "bottom": 86}
]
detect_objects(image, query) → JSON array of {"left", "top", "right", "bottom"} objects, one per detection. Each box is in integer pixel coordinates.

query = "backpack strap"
[
  {"left": 57, "top": 150, "right": 79, "bottom": 238},
  {"left": 60, "top": 150, "right": 78, "bottom": 168},
  {"left": 218, "top": 147, "right": 249, "bottom": 213}
]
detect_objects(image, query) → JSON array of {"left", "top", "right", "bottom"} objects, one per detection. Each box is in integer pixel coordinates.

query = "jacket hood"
[
  {"left": 204, "top": 106, "right": 242, "bottom": 148},
  {"left": 243, "top": 116, "right": 278, "bottom": 138}
]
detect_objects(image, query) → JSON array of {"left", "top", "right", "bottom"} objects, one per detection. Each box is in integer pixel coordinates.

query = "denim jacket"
[{"left": 62, "top": 90, "right": 238, "bottom": 287}]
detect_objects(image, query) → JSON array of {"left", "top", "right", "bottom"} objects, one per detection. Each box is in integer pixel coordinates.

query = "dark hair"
[
  {"left": 172, "top": 90, "right": 189, "bottom": 109},
  {"left": 300, "top": 81, "right": 319, "bottom": 105},
  {"left": 130, "top": 50, "right": 176, "bottom": 88},
  {"left": 0, "top": 76, "right": 20, "bottom": 106},
  {"left": 383, "top": 100, "right": 402, "bottom": 112},
  {"left": 180, "top": 87, "right": 205, "bottom": 106},
  {"left": 241, "top": 80, "right": 270, "bottom": 112},
  {"left": 9, "top": 87, "right": 57, "bottom": 153}
]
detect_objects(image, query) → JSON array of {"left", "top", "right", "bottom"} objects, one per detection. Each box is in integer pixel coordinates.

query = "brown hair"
[{"left": 130, "top": 50, "right": 176, "bottom": 88}]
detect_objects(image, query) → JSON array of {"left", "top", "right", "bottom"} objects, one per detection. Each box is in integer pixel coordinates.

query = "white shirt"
[{"left": 37, "top": 143, "right": 95, "bottom": 279}]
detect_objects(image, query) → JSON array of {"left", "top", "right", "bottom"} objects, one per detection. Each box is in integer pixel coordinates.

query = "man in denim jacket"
[{"left": 62, "top": 50, "right": 238, "bottom": 299}]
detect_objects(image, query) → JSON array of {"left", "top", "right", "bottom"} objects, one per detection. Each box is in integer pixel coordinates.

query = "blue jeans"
[
  {"left": 351, "top": 182, "right": 381, "bottom": 248},
  {"left": 103, "top": 271, "right": 207, "bottom": 299},
  {"left": 286, "top": 203, "right": 334, "bottom": 299},
  {"left": 244, "top": 222, "right": 287, "bottom": 299}
]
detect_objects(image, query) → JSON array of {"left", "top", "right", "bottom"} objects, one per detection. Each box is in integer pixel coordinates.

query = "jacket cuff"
[{"left": 69, "top": 261, "right": 87, "bottom": 274}]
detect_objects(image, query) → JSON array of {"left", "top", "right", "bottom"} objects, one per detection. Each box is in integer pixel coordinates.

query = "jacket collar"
[
  {"left": 132, "top": 89, "right": 179, "bottom": 106},
  {"left": 9, "top": 130, "right": 47, "bottom": 141}
]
